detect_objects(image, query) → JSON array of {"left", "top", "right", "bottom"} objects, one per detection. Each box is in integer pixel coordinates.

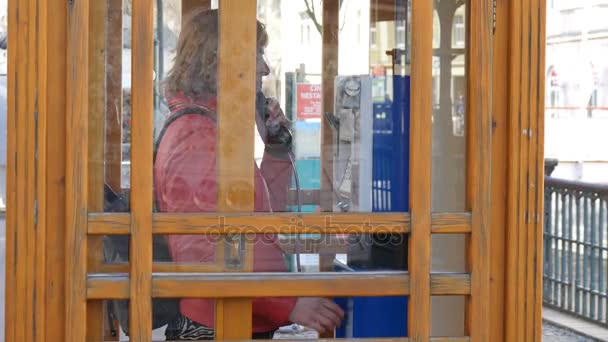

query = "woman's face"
[{"left": 256, "top": 47, "right": 270, "bottom": 93}]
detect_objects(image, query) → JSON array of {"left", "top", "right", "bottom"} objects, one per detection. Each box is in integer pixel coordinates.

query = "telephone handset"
[{"left": 256, "top": 91, "right": 293, "bottom": 150}]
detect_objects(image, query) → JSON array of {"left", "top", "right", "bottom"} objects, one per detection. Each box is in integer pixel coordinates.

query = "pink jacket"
[{"left": 154, "top": 94, "right": 297, "bottom": 332}]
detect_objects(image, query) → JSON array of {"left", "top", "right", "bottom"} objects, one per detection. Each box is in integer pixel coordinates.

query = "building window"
[
  {"left": 453, "top": 14, "right": 465, "bottom": 48},
  {"left": 560, "top": 8, "right": 583, "bottom": 35},
  {"left": 300, "top": 22, "right": 311, "bottom": 45},
  {"left": 307, "top": 24, "right": 311, "bottom": 44},
  {"left": 590, "top": 5, "right": 608, "bottom": 33},
  {"left": 396, "top": 20, "right": 406, "bottom": 49},
  {"left": 588, "top": 89, "right": 598, "bottom": 118},
  {"left": 550, "top": 90, "right": 560, "bottom": 107},
  {"left": 555, "top": 0, "right": 583, "bottom": 10},
  {"left": 371, "top": 22, "right": 377, "bottom": 48},
  {"left": 357, "top": 10, "right": 362, "bottom": 44}
]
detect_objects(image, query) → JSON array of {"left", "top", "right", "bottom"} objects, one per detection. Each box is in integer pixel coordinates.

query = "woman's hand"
[
  {"left": 264, "top": 97, "right": 291, "bottom": 132},
  {"left": 288, "top": 297, "right": 345, "bottom": 334},
  {"left": 256, "top": 97, "right": 290, "bottom": 144}
]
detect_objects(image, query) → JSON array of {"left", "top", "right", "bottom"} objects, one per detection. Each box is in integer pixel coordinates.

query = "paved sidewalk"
[
  {"left": 543, "top": 321, "right": 595, "bottom": 341},
  {"left": 543, "top": 307, "right": 608, "bottom": 341}
]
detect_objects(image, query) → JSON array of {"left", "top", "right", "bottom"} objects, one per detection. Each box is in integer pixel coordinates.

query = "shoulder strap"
[
  {"left": 153, "top": 107, "right": 216, "bottom": 165},
  {"left": 104, "top": 109, "right": 215, "bottom": 212}
]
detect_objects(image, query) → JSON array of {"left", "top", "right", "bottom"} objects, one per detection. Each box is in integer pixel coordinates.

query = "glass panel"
[
  {"left": 95, "top": 0, "right": 132, "bottom": 212},
  {"left": 150, "top": 1, "right": 410, "bottom": 215},
  {"left": 89, "top": 296, "right": 408, "bottom": 342},
  {"left": 101, "top": 235, "right": 131, "bottom": 269},
  {"left": 431, "top": 1, "right": 468, "bottom": 335},
  {"left": 94, "top": 1, "right": 413, "bottom": 338},
  {"left": 86, "top": 300, "right": 129, "bottom": 342},
  {"left": 431, "top": 234, "right": 465, "bottom": 272},
  {"left": 85, "top": 0, "right": 136, "bottom": 291},
  {"left": 155, "top": 233, "right": 408, "bottom": 273},
  {"left": 431, "top": 1, "right": 467, "bottom": 212},
  {"left": 97, "top": 295, "right": 411, "bottom": 340},
  {"left": 162, "top": 295, "right": 407, "bottom": 340},
  {"left": 431, "top": 296, "right": 465, "bottom": 337}
]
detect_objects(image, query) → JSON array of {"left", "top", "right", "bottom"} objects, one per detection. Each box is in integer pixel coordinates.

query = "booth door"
[{"left": 63, "top": 0, "right": 492, "bottom": 341}]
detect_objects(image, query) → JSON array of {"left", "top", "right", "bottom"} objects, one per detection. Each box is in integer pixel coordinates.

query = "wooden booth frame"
[{"left": 6, "top": 0, "right": 545, "bottom": 341}]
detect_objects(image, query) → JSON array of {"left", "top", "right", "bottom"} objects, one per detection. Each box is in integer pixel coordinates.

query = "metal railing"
[{"left": 543, "top": 176, "right": 608, "bottom": 325}]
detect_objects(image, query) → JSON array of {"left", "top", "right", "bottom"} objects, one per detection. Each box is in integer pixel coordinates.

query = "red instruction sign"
[{"left": 296, "top": 84, "right": 322, "bottom": 119}]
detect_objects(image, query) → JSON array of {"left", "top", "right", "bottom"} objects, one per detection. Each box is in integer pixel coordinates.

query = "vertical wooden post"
[
  {"left": 182, "top": 0, "right": 211, "bottom": 17},
  {"left": 7, "top": 1, "right": 69, "bottom": 341},
  {"left": 505, "top": 0, "right": 523, "bottom": 340},
  {"left": 130, "top": 0, "right": 154, "bottom": 340},
  {"left": 525, "top": 0, "right": 539, "bottom": 339},
  {"left": 43, "top": 0, "right": 68, "bottom": 340},
  {"left": 408, "top": 0, "right": 433, "bottom": 340},
  {"left": 214, "top": 0, "right": 257, "bottom": 338},
  {"left": 25, "top": 0, "right": 38, "bottom": 340},
  {"left": 87, "top": 0, "right": 110, "bottom": 339},
  {"left": 319, "top": 2, "right": 340, "bottom": 335},
  {"left": 5, "top": 1, "right": 18, "bottom": 339},
  {"left": 504, "top": 0, "right": 546, "bottom": 340},
  {"left": 320, "top": 0, "right": 339, "bottom": 212},
  {"left": 466, "top": 0, "right": 493, "bottom": 340},
  {"left": 7, "top": 0, "right": 42, "bottom": 340},
  {"left": 524, "top": 0, "right": 546, "bottom": 340},
  {"left": 106, "top": 0, "right": 124, "bottom": 193},
  {"left": 65, "top": 0, "right": 89, "bottom": 340},
  {"left": 88, "top": 0, "right": 106, "bottom": 211},
  {"left": 507, "top": 1, "right": 527, "bottom": 341},
  {"left": 35, "top": 0, "right": 51, "bottom": 339},
  {"left": 490, "top": 0, "right": 510, "bottom": 340},
  {"left": 534, "top": 2, "right": 547, "bottom": 341}
]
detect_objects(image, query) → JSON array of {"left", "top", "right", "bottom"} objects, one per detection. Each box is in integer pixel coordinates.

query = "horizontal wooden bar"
[
  {"left": 430, "top": 212, "right": 472, "bottom": 233},
  {"left": 88, "top": 213, "right": 130, "bottom": 234},
  {"left": 87, "top": 274, "right": 130, "bottom": 299},
  {"left": 87, "top": 212, "right": 472, "bottom": 235},
  {"left": 153, "top": 213, "right": 411, "bottom": 235},
  {"left": 86, "top": 272, "right": 470, "bottom": 299},
  {"left": 431, "top": 273, "right": 471, "bottom": 296},
  {"left": 152, "top": 272, "right": 409, "bottom": 298},
  {"left": 88, "top": 212, "right": 411, "bottom": 235}
]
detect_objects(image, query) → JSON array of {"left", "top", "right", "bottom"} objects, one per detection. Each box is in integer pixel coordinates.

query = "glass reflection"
[
  {"left": 99, "top": 1, "right": 413, "bottom": 340},
  {"left": 432, "top": 1, "right": 467, "bottom": 212},
  {"left": 145, "top": 1, "right": 411, "bottom": 215},
  {"left": 430, "top": 1, "right": 468, "bottom": 338}
]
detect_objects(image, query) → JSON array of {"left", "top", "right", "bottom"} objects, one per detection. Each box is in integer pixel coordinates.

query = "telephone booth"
[{"left": 6, "top": 0, "right": 547, "bottom": 341}]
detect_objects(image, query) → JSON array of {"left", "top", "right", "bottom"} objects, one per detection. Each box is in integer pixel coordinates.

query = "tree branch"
[{"left": 304, "top": 0, "right": 323, "bottom": 35}]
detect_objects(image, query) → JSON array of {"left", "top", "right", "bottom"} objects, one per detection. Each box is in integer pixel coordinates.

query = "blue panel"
[
  {"left": 372, "top": 76, "right": 410, "bottom": 212},
  {"left": 337, "top": 75, "right": 410, "bottom": 338},
  {"left": 353, "top": 297, "right": 408, "bottom": 337}
]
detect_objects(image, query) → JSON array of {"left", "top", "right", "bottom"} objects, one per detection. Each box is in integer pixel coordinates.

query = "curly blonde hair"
[{"left": 164, "top": 8, "right": 268, "bottom": 98}]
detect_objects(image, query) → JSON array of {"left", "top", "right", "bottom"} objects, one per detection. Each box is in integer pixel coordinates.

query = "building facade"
[{"left": 545, "top": 0, "right": 608, "bottom": 183}]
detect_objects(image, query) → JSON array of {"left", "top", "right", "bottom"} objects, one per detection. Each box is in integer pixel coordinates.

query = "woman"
[{"left": 155, "top": 8, "right": 343, "bottom": 340}]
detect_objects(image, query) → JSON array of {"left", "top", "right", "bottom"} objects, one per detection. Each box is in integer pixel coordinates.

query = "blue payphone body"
[{"left": 335, "top": 74, "right": 410, "bottom": 338}]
